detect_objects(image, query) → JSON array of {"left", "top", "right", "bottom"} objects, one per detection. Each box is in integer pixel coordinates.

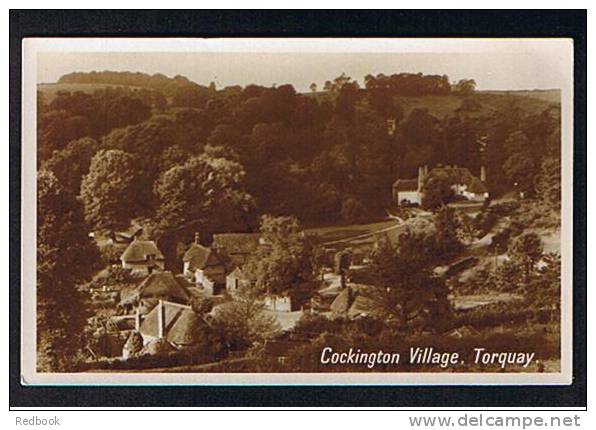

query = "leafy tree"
[
  {"left": 340, "top": 197, "right": 367, "bottom": 224},
  {"left": 42, "top": 137, "right": 99, "bottom": 196},
  {"left": 368, "top": 86, "right": 403, "bottom": 120},
  {"left": 37, "top": 89, "right": 152, "bottom": 162},
  {"left": 453, "top": 79, "right": 477, "bottom": 95},
  {"left": 367, "top": 232, "right": 449, "bottom": 331},
  {"left": 80, "top": 149, "right": 140, "bottom": 232},
  {"left": 324, "top": 72, "right": 357, "bottom": 94},
  {"left": 509, "top": 232, "right": 544, "bottom": 283},
  {"left": 102, "top": 112, "right": 213, "bottom": 208},
  {"left": 364, "top": 72, "right": 451, "bottom": 96},
  {"left": 309, "top": 82, "right": 318, "bottom": 93},
  {"left": 38, "top": 169, "right": 100, "bottom": 371},
  {"left": 421, "top": 175, "right": 454, "bottom": 210},
  {"left": 534, "top": 252, "right": 561, "bottom": 308},
  {"left": 211, "top": 287, "right": 280, "bottom": 351},
  {"left": 244, "top": 215, "right": 313, "bottom": 295},
  {"left": 490, "top": 228, "right": 512, "bottom": 255},
  {"left": 398, "top": 108, "right": 441, "bottom": 173},
  {"left": 154, "top": 153, "right": 256, "bottom": 239},
  {"left": 433, "top": 206, "right": 463, "bottom": 258},
  {"left": 534, "top": 122, "right": 561, "bottom": 222},
  {"left": 38, "top": 110, "right": 93, "bottom": 161},
  {"left": 190, "top": 295, "right": 216, "bottom": 316},
  {"left": 493, "top": 259, "right": 525, "bottom": 292},
  {"left": 335, "top": 82, "right": 360, "bottom": 120},
  {"left": 441, "top": 115, "right": 482, "bottom": 169},
  {"left": 502, "top": 131, "right": 537, "bottom": 195}
]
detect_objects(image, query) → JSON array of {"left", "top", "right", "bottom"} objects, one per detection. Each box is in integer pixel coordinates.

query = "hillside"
[
  {"left": 38, "top": 82, "right": 144, "bottom": 102},
  {"left": 479, "top": 89, "right": 561, "bottom": 104},
  {"left": 304, "top": 88, "right": 559, "bottom": 118}
]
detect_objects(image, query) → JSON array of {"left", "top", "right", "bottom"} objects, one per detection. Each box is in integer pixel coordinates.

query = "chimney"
[
  {"left": 157, "top": 300, "right": 165, "bottom": 339},
  {"left": 418, "top": 165, "right": 428, "bottom": 191},
  {"left": 134, "top": 309, "right": 141, "bottom": 331},
  {"left": 480, "top": 165, "right": 486, "bottom": 182},
  {"left": 194, "top": 232, "right": 201, "bottom": 245}
]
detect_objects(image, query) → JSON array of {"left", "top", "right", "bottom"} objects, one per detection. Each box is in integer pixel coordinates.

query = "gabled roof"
[
  {"left": 467, "top": 176, "right": 488, "bottom": 194},
  {"left": 116, "top": 224, "right": 143, "bottom": 239},
  {"left": 139, "top": 301, "right": 208, "bottom": 346},
  {"left": 122, "top": 271, "right": 190, "bottom": 305},
  {"left": 120, "top": 240, "right": 164, "bottom": 262},
  {"left": 183, "top": 244, "right": 223, "bottom": 271},
  {"left": 226, "top": 266, "right": 255, "bottom": 282},
  {"left": 330, "top": 287, "right": 372, "bottom": 318},
  {"left": 330, "top": 287, "right": 355, "bottom": 314},
  {"left": 392, "top": 178, "right": 418, "bottom": 192}
]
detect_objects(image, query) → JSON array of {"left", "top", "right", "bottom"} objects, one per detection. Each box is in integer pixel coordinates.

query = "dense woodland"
[
  {"left": 37, "top": 70, "right": 562, "bottom": 371},
  {"left": 40, "top": 71, "right": 560, "bottom": 228}
]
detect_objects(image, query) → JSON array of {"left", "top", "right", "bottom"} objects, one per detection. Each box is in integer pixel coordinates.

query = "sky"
[{"left": 36, "top": 42, "right": 571, "bottom": 92}]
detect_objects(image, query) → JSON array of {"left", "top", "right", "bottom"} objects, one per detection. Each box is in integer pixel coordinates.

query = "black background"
[{"left": 9, "top": 9, "right": 587, "bottom": 408}]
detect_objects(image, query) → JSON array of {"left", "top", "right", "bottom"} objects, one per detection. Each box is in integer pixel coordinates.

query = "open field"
[
  {"left": 304, "top": 88, "right": 560, "bottom": 119},
  {"left": 394, "top": 90, "right": 559, "bottom": 119},
  {"left": 479, "top": 89, "right": 561, "bottom": 104},
  {"left": 305, "top": 219, "right": 400, "bottom": 246}
]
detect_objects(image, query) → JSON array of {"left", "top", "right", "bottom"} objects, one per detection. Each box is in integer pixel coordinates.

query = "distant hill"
[
  {"left": 38, "top": 82, "right": 144, "bottom": 102},
  {"left": 478, "top": 89, "right": 560, "bottom": 104},
  {"left": 39, "top": 70, "right": 560, "bottom": 120},
  {"left": 56, "top": 70, "right": 203, "bottom": 90},
  {"left": 304, "top": 88, "right": 559, "bottom": 119},
  {"left": 393, "top": 90, "right": 559, "bottom": 118}
]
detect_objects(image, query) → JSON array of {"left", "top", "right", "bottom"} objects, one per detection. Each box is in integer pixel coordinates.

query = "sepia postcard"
[{"left": 21, "top": 37, "right": 574, "bottom": 386}]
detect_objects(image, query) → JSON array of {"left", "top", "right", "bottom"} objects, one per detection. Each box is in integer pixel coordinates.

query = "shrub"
[{"left": 473, "top": 207, "right": 498, "bottom": 237}]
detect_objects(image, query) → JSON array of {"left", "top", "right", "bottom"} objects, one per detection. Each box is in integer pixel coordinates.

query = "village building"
[
  {"left": 120, "top": 239, "right": 165, "bottom": 276},
  {"left": 264, "top": 295, "right": 292, "bottom": 312},
  {"left": 225, "top": 266, "right": 253, "bottom": 294},
  {"left": 183, "top": 233, "right": 226, "bottom": 295},
  {"left": 212, "top": 233, "right": 262, "bottom": 267},
  {"left": 110, "top": 224, "right": 143, "bottom": 245},
  {"left": 133, "top": 300, "right": 209, "bottom": 348},
  {"left": 224, "top": 266, "right": 294, "bottom": 311},
  {"left": 119, "top": 271, "right": 191, "bottom": 313},
  {"left": 392, "top": 164, "right": 488, "bottom": 206},
  {"left": 330, "top": 286, "right": 373, "bottom": 319}
]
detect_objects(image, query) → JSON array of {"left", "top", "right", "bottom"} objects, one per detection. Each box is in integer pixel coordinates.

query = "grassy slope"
[{"left": 394, "top": 90, "right": 560, "bottom": 118}]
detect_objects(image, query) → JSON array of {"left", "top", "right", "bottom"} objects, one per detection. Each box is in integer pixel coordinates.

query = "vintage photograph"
[{"left": 21, "top": 38, "right": 573, "bottom": 385}]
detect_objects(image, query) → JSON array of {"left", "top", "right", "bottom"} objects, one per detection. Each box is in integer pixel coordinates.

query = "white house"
[{"left": 392, "top": 164, "right": 488, "bottom": 205}]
